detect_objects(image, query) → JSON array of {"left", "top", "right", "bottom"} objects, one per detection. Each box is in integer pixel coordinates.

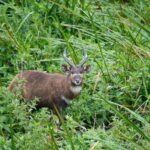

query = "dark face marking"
[
  {"left": 62, "top": 64, "right": 91, "bottom": 86},
  {"left": 70, "top": 67, "right": 84, "bottom": 86}
]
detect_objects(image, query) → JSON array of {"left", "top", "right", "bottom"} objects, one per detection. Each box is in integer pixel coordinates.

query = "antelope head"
[{"left": 62, "top": 49, "right": 91, "bottom": 89}]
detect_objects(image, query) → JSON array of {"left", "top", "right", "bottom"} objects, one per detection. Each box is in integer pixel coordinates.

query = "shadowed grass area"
[{"left": 0, "top": 0, "right": 150, "bottom": 149}]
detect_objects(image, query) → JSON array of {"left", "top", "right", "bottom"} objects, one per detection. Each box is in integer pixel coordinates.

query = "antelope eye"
[
  {"left": 80, "top": 69, "right": 84, "bottom": 74},
  {"left": 70, "top": 70, "right": 74, "bottom": 74},
  {"left": 81, "top": 70, "right": 84, "bottom": 73}
]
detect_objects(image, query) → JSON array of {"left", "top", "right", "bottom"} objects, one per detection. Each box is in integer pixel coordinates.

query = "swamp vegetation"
[{"left": 0, "top": 0, "right": 150, "bottom": 149}]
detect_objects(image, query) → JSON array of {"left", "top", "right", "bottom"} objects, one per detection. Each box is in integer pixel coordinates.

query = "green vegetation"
[{"left": 0, "top": 0, "right": 150, "bottom": 149}]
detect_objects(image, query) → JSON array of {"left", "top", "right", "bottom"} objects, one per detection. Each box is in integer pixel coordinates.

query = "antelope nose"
[{"left": 75, "top": 79, "right": 81, "bottom": 85}]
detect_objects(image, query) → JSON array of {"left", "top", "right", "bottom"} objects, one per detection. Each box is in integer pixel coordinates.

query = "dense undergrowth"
[{"left": 0, "top": 0, "right": 150, "bottom": 149}]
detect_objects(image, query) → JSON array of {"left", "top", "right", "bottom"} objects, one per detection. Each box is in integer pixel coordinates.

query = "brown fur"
[{"left": 8, "top": 70, "right": 81, "bottom": 111}]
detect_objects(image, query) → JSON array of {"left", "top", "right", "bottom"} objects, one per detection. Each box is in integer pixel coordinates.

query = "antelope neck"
[
  {"left": 65, "top": 75, "right": 82, "bottom": 95},
  {"left": 70, "top": 85, "right": 82, "bottom": 95}
]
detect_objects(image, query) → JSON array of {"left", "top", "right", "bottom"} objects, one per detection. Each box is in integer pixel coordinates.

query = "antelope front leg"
[{"left": 53, "top": 97, "right": 65, "bottom": 123}]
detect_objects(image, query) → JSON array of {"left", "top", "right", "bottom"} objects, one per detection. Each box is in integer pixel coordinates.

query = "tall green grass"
[{"left": 0, "top": 0, "right": 150, "bottom": 149}]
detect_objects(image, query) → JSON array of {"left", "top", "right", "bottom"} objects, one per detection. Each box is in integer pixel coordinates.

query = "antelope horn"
[
  {"left": 63, "top": 49, "right": 75, "bottom": 67},
  {"left": 78, "top": 49, "right": 87, "bottom": 66}
]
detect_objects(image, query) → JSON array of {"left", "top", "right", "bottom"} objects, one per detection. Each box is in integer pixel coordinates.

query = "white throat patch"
[{"left": 70, "top": 86, "right": 82, "bottom": 94}]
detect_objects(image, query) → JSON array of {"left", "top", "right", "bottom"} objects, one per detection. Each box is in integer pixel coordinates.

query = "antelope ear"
[
  {"left": 83, "top": 65, "right": 91, "bottom": 73},
  {"left": 62, "top": 64, "right": 70, "bottom": 73}
]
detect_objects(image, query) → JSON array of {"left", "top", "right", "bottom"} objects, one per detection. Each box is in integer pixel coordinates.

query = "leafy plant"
[{"left": 0, "top": 0, "right": 150, "bottom": 149}]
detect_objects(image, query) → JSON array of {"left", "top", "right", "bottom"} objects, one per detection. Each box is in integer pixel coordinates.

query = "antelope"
[{"left": 8, "top": 49, "right": 91, "bottom": 112}]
